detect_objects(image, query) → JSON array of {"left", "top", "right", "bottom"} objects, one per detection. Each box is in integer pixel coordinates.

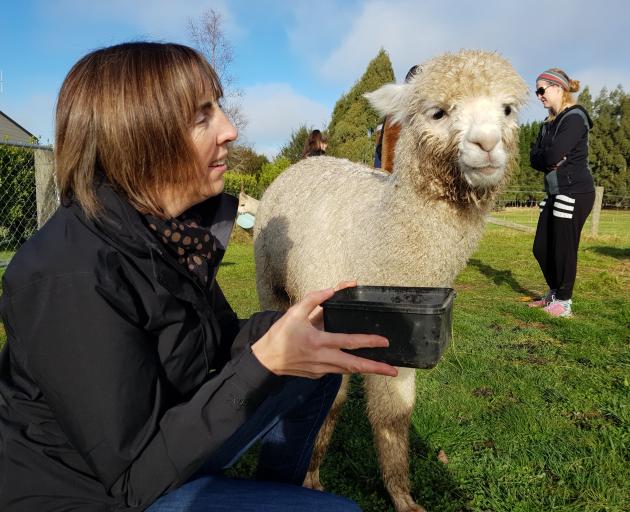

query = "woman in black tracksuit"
[{"left": 529, "top": 68, "right": 595, "bottom": 317}]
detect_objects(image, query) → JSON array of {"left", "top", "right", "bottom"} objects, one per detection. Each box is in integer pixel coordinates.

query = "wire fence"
[
  {"left": 0, "top": 141, "right": 56, "bottom": 267},
  {"left": 491, "top": 188, "right": 630, "bottom": 237},
  {"left": 496, "top": 188, "right": 630, "bottom": 209}
]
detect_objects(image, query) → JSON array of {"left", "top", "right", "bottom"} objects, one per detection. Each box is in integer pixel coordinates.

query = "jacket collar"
[{"left": 71, "top": 180, "right": 238, "bottom": 261}]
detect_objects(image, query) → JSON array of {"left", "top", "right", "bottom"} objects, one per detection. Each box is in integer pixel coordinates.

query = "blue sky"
[{"left": 1, "top": 0, "right": 629, "bottom": 158}]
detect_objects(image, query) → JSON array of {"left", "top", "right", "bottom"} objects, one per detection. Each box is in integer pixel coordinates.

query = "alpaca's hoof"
[
  {"left": 393, "top": 494, "right": 427, "bottom": 512},
  {"left": 303, "top": 470, "right": 324, "bottom": 491}
]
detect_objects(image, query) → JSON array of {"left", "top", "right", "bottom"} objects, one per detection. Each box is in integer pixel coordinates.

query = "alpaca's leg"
[
  {"left": 303, "top": 374, "right": 350, "bottom": 490},
  {"left": 364, "top": 368, "right": 425, "bottom": 512}
]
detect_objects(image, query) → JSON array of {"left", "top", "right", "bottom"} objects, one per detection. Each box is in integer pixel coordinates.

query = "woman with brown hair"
[
  {"left": 529, "top": 68, "right": 595, "bottom": 317},
  {"left": 0, "top": 42, "right": 396, "bottom": 511},
  {"left": 301, "top": 129, "right": 328, "bottom": 158}
]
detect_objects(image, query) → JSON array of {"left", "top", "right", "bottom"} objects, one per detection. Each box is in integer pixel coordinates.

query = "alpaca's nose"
[{"left": 469, "top": 127, "right": 500, "bottom": 153}]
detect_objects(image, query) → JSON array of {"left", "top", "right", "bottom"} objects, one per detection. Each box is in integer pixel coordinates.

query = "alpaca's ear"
[{"left": 364, "top": 83, "right": 411, "bottom": 124}]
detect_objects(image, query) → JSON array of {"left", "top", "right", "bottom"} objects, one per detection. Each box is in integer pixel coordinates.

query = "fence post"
[
  {"left": 34, "top": 148, "right": 58, "bottom": 228},
  {"left": 590, "top": 186, "right": 604, "bottom": 237}
]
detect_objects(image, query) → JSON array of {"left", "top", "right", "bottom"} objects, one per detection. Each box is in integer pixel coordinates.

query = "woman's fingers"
[
  {"left": 307, "top": 280, "right": 357, "bottom": 329},
  {"left": 333, "top": 279, "right": 357, "bottom": 292},
  {"left": 254, "top": 284, "right": 398, "bottom": 379},
  {"left": 308, "top": 332, "right": 397, "bottom": 377},
  {"left": 315, "top": 348, "right": 398, "bottom": 377},
  {"left": 293, "top": 288, "right": 335, "bottom": 317},
  {"left": 317, "top": 331, "right": 389, "bottom": 351}
]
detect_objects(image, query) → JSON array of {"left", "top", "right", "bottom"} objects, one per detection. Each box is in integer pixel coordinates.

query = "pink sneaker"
[
  {"left": 528, "top": 290, "right": 555, "bottom": 308},
  {"left": 543, "top": 299, "right": 573, "bottom": 318}
]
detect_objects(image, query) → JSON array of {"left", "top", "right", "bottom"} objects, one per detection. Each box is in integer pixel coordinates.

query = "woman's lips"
[{"left": 209, "top": 160, "right": 227, "bottom": 171}]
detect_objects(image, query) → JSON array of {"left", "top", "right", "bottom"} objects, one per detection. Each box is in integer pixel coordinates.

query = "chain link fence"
[{"left": 0, "top": 141, "right": 57, "bottom": 267}]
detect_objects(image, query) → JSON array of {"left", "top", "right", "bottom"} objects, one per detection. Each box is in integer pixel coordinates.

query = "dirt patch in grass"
[
  {"left": 525, "top": 355, "right": 551, "bottom": 365},
  {"left": 512, "top": 342, "right": 540, "bottom": 353},
  {"left": 513, "top": 319, "right": 547, "bottom": 330},
  {"left": 473, "top": 386, "right": 494, "bottom": 398},
  {"left": 472, "top": 439, "right": 495, "bottom": 451}
]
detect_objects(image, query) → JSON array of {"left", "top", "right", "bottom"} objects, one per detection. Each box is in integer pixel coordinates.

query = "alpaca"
[
  {"left": 238, "top": 189, "right": 260, "bottom": 216},
  {"left": 253, "top": 50, "right": 528, "bottom": 512}
]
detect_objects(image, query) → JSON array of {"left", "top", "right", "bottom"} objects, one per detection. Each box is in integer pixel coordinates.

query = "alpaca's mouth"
[
  {"left": 459, "top": 162, "right": 504, "bottom": 188},
  {"left": 460, "top": 163, "right": 502, "bottom": 175},
  {"left": 474, "top": 166, "right": 501, "bottom": 175}
]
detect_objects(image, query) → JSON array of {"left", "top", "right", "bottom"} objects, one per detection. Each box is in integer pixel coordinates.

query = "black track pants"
[{"left": 532, "top": 192, "right": 595, "bottom": 301}]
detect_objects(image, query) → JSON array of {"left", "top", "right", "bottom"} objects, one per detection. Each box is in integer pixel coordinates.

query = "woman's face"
[
  {"left": 536, "top": 80, "right": 564, "bottom": 114},
  {"left": 159, "top": 98, "right": 237, "bottom": 218},
  {"left": 190, "top": 99, "right": 237, "bottom": 199}
]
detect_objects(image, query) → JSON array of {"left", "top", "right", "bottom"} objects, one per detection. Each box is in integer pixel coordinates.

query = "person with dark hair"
[
  {"left": 301, "top": 129, "right": 328, "bottom": 158},
  {"left": 528, "top": 68, "right": 595, "bottom": 317},
  {"left": 0, "top": 42, "right": 397, "bottom": 512}
]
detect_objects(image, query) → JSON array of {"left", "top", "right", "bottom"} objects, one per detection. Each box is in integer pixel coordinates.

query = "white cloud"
[
  {"left": 240, "top": 83, "right": 330, "bottom": 159},
  {"left": 314, "top": 0, "right": 629, "bottom": 93}
]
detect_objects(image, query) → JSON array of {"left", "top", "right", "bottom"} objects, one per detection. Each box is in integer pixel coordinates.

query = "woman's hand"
[
  {"left": 551, "top": 156, "right": 567, "bottom": 169},
  {"left": 251, "top": 287, "right": 398, "bottom": 379},
  {"left": 308, "top": 279, "right": 357, "bottom": 330}
]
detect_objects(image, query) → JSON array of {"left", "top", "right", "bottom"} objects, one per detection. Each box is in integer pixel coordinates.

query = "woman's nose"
[{"left": 218, "top": 111, "right": 238, "bottom": 144}]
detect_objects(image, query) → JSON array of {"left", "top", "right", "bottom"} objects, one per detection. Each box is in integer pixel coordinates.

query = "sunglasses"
[{"left": 535, "top": 85, "right": 554, "bottom": 96}]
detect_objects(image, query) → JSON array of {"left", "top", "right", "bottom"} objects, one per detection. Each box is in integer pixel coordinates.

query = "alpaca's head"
[
  {"left": 238, "top": 190, "right": 260, "bottom": 215},
  {"left": 365, "top": 50, "right": 528, "bottom": 205}
]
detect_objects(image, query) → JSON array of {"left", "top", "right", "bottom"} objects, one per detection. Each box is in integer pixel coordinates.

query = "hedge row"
[{"left": 223, "top": 156, "right": 291, "bottom": 199}]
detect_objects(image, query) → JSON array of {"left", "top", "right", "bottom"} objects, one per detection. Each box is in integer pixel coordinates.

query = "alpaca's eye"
[
  {"left": 504, "top": 105, "right": 512, "bottom": 116},
  {"left": 431, "top": 109, "right": 446, "bottom": 120}
]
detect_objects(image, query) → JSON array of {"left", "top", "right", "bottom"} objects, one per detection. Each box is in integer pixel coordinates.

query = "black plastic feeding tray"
[{"left": 322, "top": 286, "right": 455, "bottom": 369}]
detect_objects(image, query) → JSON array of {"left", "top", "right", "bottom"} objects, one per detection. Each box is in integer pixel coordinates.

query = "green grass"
[
  {"left": 0, "top": 214, "right": 628, "bottom": 511},
  {"left": 221, "top": 218, "right": 629, "bottom": 512}
]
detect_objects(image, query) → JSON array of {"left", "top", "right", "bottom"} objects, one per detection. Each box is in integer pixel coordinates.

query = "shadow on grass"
[
  {"left": 323, "top": 376, "right": 468, "bottom": 512},
  {"left": 468, "top": 258, "right": 536, "bottom": 296},
  {"left": 588, "top": 246, "right": 630, "bottom": 259}
]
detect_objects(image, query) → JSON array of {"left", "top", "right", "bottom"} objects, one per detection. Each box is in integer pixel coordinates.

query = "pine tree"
[
  {"left": 511, "top": 121, "right": 543, "bottom": 201},
  {"left": 327, "top": 48, "right": 395, "bottom": 164},
  {"left": 278, "top": 125, "right": 312, "bottom": 164},
  {"left": 577, "top": 85, "right": 630, "bottom": 204}
]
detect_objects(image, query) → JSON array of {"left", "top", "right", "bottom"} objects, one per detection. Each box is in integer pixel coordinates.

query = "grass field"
[
  {"left": 0, "top": 211, "right": 628, "bottom": 511},
  {"left": 218, "top": 214, "right": 629, "bottom": 512}
]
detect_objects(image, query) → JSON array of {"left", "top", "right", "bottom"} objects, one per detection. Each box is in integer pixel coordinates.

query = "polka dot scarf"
[{"left": 144, "top": 212, "right": 218, "bottom": 286}]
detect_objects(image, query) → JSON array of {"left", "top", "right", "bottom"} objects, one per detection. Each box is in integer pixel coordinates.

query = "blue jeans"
[{"left": 147, "top": 374, "right": 360, "bottom": 511}]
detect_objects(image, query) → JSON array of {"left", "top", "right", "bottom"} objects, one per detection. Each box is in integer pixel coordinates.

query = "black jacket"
[
  {"left": 0, "top": 183, "right": 284, "bottom": 511},
  {"left": 530, "top": 105, "right": 595, "bottom": 195}
]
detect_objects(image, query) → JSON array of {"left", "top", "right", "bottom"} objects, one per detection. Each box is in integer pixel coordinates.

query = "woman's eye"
[
  {"left": 431, "top": 108, "right": 446, "bottom": 120},
  {"left": 195, "top": 114, "right": 209, "bottom": 125},
  {"left": 504, "top": 105, "right": 512, "bottom": 116}
]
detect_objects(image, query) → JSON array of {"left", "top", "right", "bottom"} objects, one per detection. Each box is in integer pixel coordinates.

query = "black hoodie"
[{"left": 530, "top": 104, "right": 595, "bottom": 195}]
